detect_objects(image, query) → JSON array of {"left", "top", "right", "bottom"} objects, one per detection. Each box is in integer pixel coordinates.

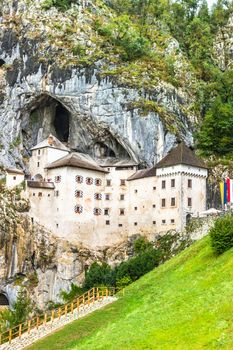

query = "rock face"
[
  {"left": 0, "top": 0, "right": 197, "bottom": 170},
  {"left": 213, "top": 14, "right": 233, "bottom": 71}
]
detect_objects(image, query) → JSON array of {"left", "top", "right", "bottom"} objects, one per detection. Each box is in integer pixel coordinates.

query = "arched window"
[
  {"left": 95, "top": 178, "right": 102, "bottom": 186},
  {"left": 74, "top": 205, "right": 83, "bottom": 214},
  {"left": 86, "top": 177, "right": 93, "bottom": 185},
  {"left": 93, "top": 208, "right": 101, "bottom": 216},
  {"left": 75, "top": 175, "right": 83, "bottom": 183},
  {"left": 55, "top": 175, "right": 61, "bottom": 183},
  {"left": 94, "top": 193, "right": 102, "bottom": 200},
  {"left": 75, "top": 190, "right": 83, "bottom": 198}
]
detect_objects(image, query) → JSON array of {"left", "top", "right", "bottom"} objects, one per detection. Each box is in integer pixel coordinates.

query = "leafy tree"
[
  {"left": 210, "top": 214, "right": 233, "bottom": 254},
  {"left": 84, "top": 262, "right": 115, "bottom": 289},
  {"left": 60, "top": 283, "right": 84, "bottom": 303}
]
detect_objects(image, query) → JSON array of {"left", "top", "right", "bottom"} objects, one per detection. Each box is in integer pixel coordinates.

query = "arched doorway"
[{"left": 186, "top": 214, "right": 192, "bottom": 226}]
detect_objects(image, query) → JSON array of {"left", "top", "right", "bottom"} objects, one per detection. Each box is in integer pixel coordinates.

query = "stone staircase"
[{"left": 0, "top": 289, "right": 117, "bottom": 350}]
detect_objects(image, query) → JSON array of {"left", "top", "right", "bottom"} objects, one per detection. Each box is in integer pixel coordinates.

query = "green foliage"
[
  {"left": 133, "top": 237, "right": 153, "bottom": 255},
  {"left": 84, "top": 262, "right": 114, "bottom": 289},
  {"left": 60, "top": 283, "right": 84, "bottom": 303},
  {"left": 116, "top": 275, "right": 132, "bottom": 289},
  {"left": 0, "top": 289, "right": 32, "bottom": 332},
  {"left": 72, "top": 44, "right": 86, "bottom": 57},
  {"left": 42, "top": 0, "right": 75, "bottom": 11},
  {"left": 210, "top": 214, "right": 233, "bottom": 255}
]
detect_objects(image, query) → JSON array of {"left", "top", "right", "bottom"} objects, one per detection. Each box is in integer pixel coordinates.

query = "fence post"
[
  {"left": 77, "top": 298, "right": 79, "bottom": 312},
  {"left": 106, "top": 288, "right": 108, "bottom": 298},
  {"left": 36, "top": 316, "right": 39, "bottom": 330},
  {"left": 65, "top": 305, "right": 68, "bottom": 317},
  {"left": 71, "top": 302, "right": 74, "bottom": 314},
  {"left": 51, "top": 310, "right": 54, "bottom": 323},
  {"left": 9, "top": 329, "right": 12, "bottom": 344},
  {"left": 83, "top": 294, "right": 85, "bottom": 305},
  {"left": 44, "top": 313, "right": 47, "bottom": 326},
  {"left": 88, "top": 290, "right": 90, "bottom": 306},
  {"left": 58, "top": 307, "right": 61, "bottom": 320},
  {"left": 93, "top": 287, "right": 95, "bottom": 303},
  {"left": 19, "top": 324, "right": 22, "bottom": 339},
  {"left": 28, "top": 320, "right": 31, "bottom": 334}
]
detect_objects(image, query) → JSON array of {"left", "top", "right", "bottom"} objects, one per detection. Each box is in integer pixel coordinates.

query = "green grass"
[{"left": 28, "top": 236, "right": 233, "bottom": 350}]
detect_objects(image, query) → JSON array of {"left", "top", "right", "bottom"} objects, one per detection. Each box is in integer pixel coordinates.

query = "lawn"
[{"left": 27, "top": 236, "right": 233, "bottom": 350}]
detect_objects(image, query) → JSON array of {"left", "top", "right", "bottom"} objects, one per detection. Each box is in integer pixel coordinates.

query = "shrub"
[
  {"left": 210, "top": 214, "right": 233, "bottom": 254},
  {"left": 60, "top": 283, "right": 84, "bottom": 302},
  {"left": 84, "top": 262, "right": 115, "bottom": 289},
  {"left": 133, "top": 237, "right": 153, "bottom": 255},
  {"left": 116, "top": 275, "right": 132, "bottom": 289}
]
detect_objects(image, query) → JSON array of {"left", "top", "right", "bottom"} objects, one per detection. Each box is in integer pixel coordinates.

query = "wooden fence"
[{"left": 0, "top": 287, "right": 117, "bottom": 346}]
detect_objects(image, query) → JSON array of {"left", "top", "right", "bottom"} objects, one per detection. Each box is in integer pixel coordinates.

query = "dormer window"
[
  {"left": 75, "top": 175, "right": 83, "bottom": 184},
  {"left": 86, "top": 177, "right": 93, "bottom": 185},
  {"left": 55, "top": 175, "right": 61, "bottom": 183},
  {"left": 95, "top": 178, "right": 102, "bottom": 186}
]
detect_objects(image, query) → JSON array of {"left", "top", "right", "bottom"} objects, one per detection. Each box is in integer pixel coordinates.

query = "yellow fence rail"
[{"left": 0, "top": 287, "right": 118, "bottom": 345}]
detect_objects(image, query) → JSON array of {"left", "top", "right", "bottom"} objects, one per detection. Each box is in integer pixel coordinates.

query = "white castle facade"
[{"left": 3, "top": 135, "right": 208, "bottom": 248}]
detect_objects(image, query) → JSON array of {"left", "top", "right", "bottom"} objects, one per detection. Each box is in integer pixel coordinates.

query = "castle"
[{"left": 3, "top": 135, "right": 208, "bottom": 248}]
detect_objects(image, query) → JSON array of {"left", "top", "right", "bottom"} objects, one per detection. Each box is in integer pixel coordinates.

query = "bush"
[
  {"left": 210, "top": 214, "right": 233, "bottom": 255},
  {"left": 60, "top": 283, "right": 84, "bottom": 303},
  {"left": 84, "top": 262, "right": 115, "bottom": 289},
  {"left": 42, "top": 0, "right": 74, "bottom": 11}
]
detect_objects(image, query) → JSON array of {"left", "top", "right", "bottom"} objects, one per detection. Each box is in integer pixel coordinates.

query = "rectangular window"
[
  {"left": 171, "top": 219, "right": 175, "bottom": 224},
  {"left": 105, "top": 194, "right": 110, "bottom": 200},
  {"left": 106, "top": 220, "right": 110, "bottom": 225},
  {"left": 162, "top": 180, "right": 166, "bottom": 189},
  {"left": 134, "top": 189, "right": 138, "bottom": 193},
  {"left": 153, "top": 204, "right": 156, "bottom": 208},
  {"left": 171, "top": 179, "right": 175, "bottom": 188},
  {"left": 134, "top": 207, "right": 137, "bottom": 211},
  {"left": 54, "top": 190, "right": 59, "bottom": 197},
  {"left": 162, "top": 219, "right": 166, "bottom": 224},
  {"left": 188, "top": 179, "right": 192, "bottom": 188},
  {"left": 134, "top": 222, "right": 137, "bottom": 226},
  {"left": 161, "top": 198, "right": 166, "bottom": 207},
  {"left": 37, "top": 162, "right": 40, "bottom": 167},
  {"left": 38, "top": 192, "right": 42, "bottom": 197},
  {"left": 106, "top": 179, "right": 111, "bottom": 186},
  {"left": 13, "top": 176, "right": 16, "bottom": 180},
  {"left": 48, "top": 194, "right": 51, "bottom": 197},
  {"left": 38, "top": 149, "right": 41, "bottom": 155},
  {"left": 171, "top": 198, "right": 176, "bottom": 207},
  {"left": 188, "top": 197, "right": 192, "bottom": 207},
  {"left": 33, "top": 193, "right": 35, "bottom": 196},
  {"left": 104, "top": 209, "right": 109, "bottom": 215},
  {"left": 120, "top": 194, "right": 125, "bottom": 200},
  {"left": 119, "top": 208, "right": 125, "bottom": 216},
  {"left": 153, "top": 186, "right": 156, "bottom": 190},
  {"left": 56, "top": 223, "right": 59, "bottom": 228},
  {"left": 118, "top": 223, "right": 123, "bottom": 227},
  {"left": 120, "top": 179, "right": 126, "bottom": 186},
  {"left": 153, "top": 221, "right": 156, "bottom": 225}
]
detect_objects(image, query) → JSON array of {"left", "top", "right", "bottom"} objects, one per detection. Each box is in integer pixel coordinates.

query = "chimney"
[{"left": 48, "top": 135, "right": 54, "bottom": 146}]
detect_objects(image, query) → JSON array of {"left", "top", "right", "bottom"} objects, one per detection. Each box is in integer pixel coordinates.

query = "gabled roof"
[
  {"left": 6, "top": 168, "right": 24, "bottom": 175},
  {"left": 155, "top": 142, "right": 207, "bottom": 169},
  {"left": 99, "top": 158, "right": 138, "bottom": 168},
  {"left": 31, "top": 135, "right": 69, "bottom": 152},
  {"left": 27, "top": 181, "right": 55, "bottom": 189},
  {"left": 45, "top": 153, "right": 109, "bottom": 173},
  {"left": 127, "top": 167, "right": 157, "bottom": 181}
]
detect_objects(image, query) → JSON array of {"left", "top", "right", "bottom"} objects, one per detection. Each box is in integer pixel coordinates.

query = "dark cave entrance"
[
  {"left": 0, "top": 293, "right": 9, "bottom": 308},
  {"left": 94, "top": 142, "right": 116, "bottom": 158},
  {"left": 0, "top": 59, "right": 5, "bottom": 67},
  {"left": 54, "top": 104, "right": 70, "bottom": 142}
]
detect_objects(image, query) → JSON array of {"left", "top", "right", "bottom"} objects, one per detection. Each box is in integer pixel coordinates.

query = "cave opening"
[
  {"left": 94, "top": 142, "right": 116, "bottom": 158},
  {"left": 0, "top": 59, "right": 5, "bottom": 67},
  {"left": 53, "top": 104, "right": 70, "bottom": 143},
  {"left": 0, "top": 293, "right": 9, "bottom": 308}
]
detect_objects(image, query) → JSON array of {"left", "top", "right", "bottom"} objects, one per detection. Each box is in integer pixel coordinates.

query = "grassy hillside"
[{"left": 28, "top": 236, "right": 233, "bottom": 350}]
